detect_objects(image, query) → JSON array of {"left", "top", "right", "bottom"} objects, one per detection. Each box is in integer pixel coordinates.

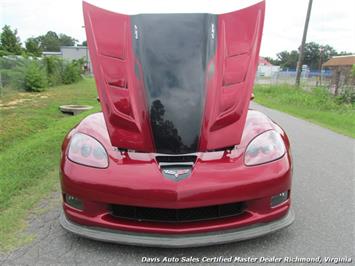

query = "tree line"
[
  {"left": 0, "top": 25, "right": 86, "bottom": 92},
  {"left": 265, "top": 42, "right": 352, "bottom": 70},
  {"left": 1, "top": 25, "right": 352, "bottom": 70},
  {"left": 0, "top": 25, "right": 86, "bottom": 57}
]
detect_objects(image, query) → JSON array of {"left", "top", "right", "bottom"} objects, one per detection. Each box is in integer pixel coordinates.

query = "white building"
[
  {"left": 61, "top": 46, "right": 92, "bottom": 73},
  {"left": 257, "top": 57, "right": 280, "bottom": 77},
  {"left": 42, "top": 46, "right": 92, "bottom": 73}
]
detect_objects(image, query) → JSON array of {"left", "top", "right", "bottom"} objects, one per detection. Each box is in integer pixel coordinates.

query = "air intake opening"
[
  {"left": 156, "top": 155, "right": 197, "bottom": 165},
  {"left": 110, "top": 202, "right": 246, "bottom": 223}
]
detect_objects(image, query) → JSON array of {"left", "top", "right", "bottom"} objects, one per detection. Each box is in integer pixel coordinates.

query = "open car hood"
[{"left": 83, "top": 1, "right": 265, "bottom": 154}]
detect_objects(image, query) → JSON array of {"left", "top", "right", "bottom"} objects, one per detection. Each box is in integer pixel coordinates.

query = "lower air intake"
[{"left": 110, "top": 202, "right": 246, "bottom": 223}]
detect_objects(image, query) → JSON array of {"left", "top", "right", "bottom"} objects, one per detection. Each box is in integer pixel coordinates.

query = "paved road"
[{"left": 1, "top": 103, "right": 354, "bottom": 265}]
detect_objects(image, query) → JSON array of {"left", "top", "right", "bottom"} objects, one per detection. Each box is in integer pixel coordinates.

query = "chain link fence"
[{"left": 255, "top": 69, "right": 332, "bottom": 91}]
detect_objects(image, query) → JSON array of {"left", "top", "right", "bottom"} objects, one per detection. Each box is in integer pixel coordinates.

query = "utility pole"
[
  {"left": 318, "top": 46, "right": 324, "bottom": 86},
  {"left": 82, "top": 25, "right": 89, "bottom": 74},
  {"left": 295, "top": 0, "right": 313, "bottom": 87},
  {"left": 0, "top": 72, "right": 3, "bottom": 98}
]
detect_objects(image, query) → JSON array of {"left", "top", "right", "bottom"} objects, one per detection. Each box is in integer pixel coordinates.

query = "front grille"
[
  {"left": 110, "top": 202, "right": 246, "bottom": 223},
  {"left": 156, "top": 155, "right": 197, "bottom": 164}
]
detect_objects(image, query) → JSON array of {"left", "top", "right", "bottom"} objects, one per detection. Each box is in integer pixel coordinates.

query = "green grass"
[
  {"left": 254, "top": 84, "right": 355, "bottom": 138},
  {"left": 0, "top": 79, "right": 99, "bottom": 151},
  {"left": 0, "top": 78, "right": 100, "bottom": 251}
]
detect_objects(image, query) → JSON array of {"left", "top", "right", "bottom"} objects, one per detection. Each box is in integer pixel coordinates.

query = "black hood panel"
[{"left": 131, "top": 14, "right": 217, "bottom": 154}]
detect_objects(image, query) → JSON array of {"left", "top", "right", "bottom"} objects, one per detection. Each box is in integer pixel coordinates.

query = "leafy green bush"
[
  {"left": 62, "top": 60, "right": 82, "bottom": 84},
  {"left": 311, "top": 87, "right": 340, "bottom": 110},
  {"left": 24, "top": 61, "right": 47, "bottom": 92},
  {"left": 336, "top": 86, "right": 355, "bottom": 105},
  {"left": 0, "top": 56, "right": 28, "bottom": 89},
  {"left": 0, "top": 49, "right": 12, "bottom": 57},
  {"left": 43, "top": 56, "right": 64, "bottom": 86},
  {"left": 1, "top": 55, "right": 85, "bottom": 91}
]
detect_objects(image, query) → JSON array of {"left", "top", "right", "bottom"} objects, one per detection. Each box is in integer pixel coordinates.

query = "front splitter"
[{"left": 60, "top": 208, "right": 295, "bottom": 248}]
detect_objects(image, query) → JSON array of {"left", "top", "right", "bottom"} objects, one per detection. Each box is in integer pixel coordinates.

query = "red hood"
[{"left": 83, "top": 1, "right": 265, "bottom": 153}]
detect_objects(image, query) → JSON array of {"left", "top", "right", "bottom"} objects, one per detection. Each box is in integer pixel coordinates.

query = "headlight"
[
  {"left": 244, "top": 130, "right": 286, "bottom": 166},
  {"left": 68, "top": 133, "right": 108, "bottom": 168}
]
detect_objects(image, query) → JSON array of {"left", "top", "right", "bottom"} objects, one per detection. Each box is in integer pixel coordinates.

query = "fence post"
[{"left": 0, "top": 72, "right": 3, "bottom": 98}]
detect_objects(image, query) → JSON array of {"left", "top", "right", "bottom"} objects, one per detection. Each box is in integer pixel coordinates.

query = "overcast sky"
[{"left": 0, "top": 0, "right": 354, "bottom": 57}]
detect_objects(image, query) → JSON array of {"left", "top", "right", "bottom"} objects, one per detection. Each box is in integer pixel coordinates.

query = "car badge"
[
  {"left": 163, "top": 169, "right": 190, "bottom": 177},
  {"left": 162, "top": 168, "right": 191, "bottom": 182}
]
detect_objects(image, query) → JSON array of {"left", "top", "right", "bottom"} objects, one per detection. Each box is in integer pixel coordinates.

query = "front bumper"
[
  {"left": 60, "top": 208, "right": 294, "bottom": 248},
  {"left": 60, "top": 133, "right": 293, "bottom": 243}
]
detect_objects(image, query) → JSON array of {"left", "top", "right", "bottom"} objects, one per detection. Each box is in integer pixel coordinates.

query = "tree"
[
  {"left": 275, "top": 51, "right": 289, "bottom": 66},
  {"left": 25, "top": 37, "right": 42, "bottom": 56},
  {"left": 24, "top": 61, "right": 47, "bottom": 92},
  {"left": 269, "top": 42, "right": 341, "bottom": 70},
  {"left": 38, "top": 31, "right": 60, "bottom": 51},
  {"left": 302, "top": 42, "right": 337, "bottom": 70},
  {"left": 0, "top": 25, "right": 22, "bottom": 54},
  {"left": 35, "top": 31, "right": 78, "bottom": 51},
  {"left": 82, "top": 40, "right": 87, "bottom": 46},
  {"left": 276, "top": 50, "right": 299, "bottom": 69},
  {"left": 58, "top": 34, "right": 77, "bottom": 46}
]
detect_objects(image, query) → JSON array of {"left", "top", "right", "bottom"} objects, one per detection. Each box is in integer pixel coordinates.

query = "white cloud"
[{"left": 1, "top": 0, "right": 354, "bottom": 57}]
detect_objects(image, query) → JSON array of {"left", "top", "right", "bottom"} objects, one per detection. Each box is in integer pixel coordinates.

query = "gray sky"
[{"left": 0, "top": 0, "right": 354, "bottom": 57}]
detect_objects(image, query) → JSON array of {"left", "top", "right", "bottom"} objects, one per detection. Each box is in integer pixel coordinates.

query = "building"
[
  {"left": 323, "top": 55, "right": 355, "bottom": 95},
  {"left": 42, "top": 46, "right": 92, "bottom": 73},
  {"left": 257, "top": 57, "right": 280, "bottom": 77},
  {"left": 42, "top": 51, "right": 62, "bottom": 57},
  {"left": 61, "top": 46, "right": 92, "bottom": 73}
]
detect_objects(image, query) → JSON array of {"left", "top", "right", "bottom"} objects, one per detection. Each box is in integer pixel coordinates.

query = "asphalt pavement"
[{"left": 0, "top": 103, "right": 354, "bottom": 265}]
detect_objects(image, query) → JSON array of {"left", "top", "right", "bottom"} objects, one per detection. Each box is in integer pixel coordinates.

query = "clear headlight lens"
[
  {"left": 68, "top": 133, "right": 108, "bottom": 168},
  {"left": 244, "top": 130, "right": 286, "bottom": 166}
]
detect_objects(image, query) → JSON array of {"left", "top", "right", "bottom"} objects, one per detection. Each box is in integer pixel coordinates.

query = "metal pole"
[
  {"left": 86, "top": 46, "right": 89, "bottom": 74},
  {"left": 0, "top": 72, "right": 3, "bottom": 98},
  {"left": 295, "top": 0, "right": 313, "bottom": 87},
  {"left": 318, "top": 47, "right": 323, "bottom": 86},
  {"left": 82, "top": 25, "right": 89, "bottom": 74}
]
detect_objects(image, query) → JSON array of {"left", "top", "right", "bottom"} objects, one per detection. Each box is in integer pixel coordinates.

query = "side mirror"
[
  {"left": 250, "top": 93, "right": 255, "bottom": 101},
  {"left": 97, "top": 97, "right": 100, "bottom": 102}
]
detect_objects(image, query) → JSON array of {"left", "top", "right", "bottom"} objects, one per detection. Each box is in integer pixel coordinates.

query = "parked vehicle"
[{"left": 59, "top": 0, "right": 294, "bottom": 247}]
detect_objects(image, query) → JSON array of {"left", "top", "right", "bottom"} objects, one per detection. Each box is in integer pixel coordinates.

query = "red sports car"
[{"left": 59, "top": 1, "right": 294, "bottom": 247}]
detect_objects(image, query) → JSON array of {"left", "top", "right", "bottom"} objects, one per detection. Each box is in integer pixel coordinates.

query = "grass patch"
[
  {"left": 254, "top": 84, "right": 355, "bottom": 138},
  {"left": 0, "top": 78, "right": 99, "bottom": 251},
  {"left": 0, "top": 79, "right": 98, "bottom": 151},
  {"left": 0, "top": 170, "right": 59, "bottom": 250}
]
